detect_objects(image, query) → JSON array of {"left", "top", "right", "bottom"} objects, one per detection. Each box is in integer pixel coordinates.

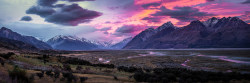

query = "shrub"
[
  {"left": 0, "top": 58, "right": 4, "bottom": 66},
  {"left": 117, "top": 66, "right": 142, "bottom": 73},
  {"left": 80, "top": 77, "right": 88, "bottom": 83},
  {"left": 133, "top": 67, "right": 250, "bottom": 83},
  {"left": 36, "top": 73, "right": 44, "bottom": 79},
  {"left": 8, "top": 66, "right": 31, "bottom": 83},
  {"left": 63, "top": 64, "right": 72, "bottom": 71},
  {"left": 92, "top": 64, "right": 115, "bottom": 68},
  {"left": 62, "top": 72, "right": 77, "bottom": 83},
  {"left": 76, "top": 66, "right": 82, "bottom": 71},
  {"left": 46, "top": 70, "right": 53, "bottom": 77},
  {"left": 0, "top": 52, "right": 15, "bottom": 59},
  {"left": 54, "top": 70, "right": 60, "bottom": 79},
  {"left": 64, "top": 58, "right": 91, "bottom": 65},
  {"left": 113, "top": 76, "right": 118, "bottom": 80}
]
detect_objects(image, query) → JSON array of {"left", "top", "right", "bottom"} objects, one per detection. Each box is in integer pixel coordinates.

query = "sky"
[{"left": 0, "top": 0, "right": 249, "bottom": 43}]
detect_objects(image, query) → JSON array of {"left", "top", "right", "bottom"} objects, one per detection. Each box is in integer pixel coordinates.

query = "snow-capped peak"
[
  {"left": 50, "top": 35, "right": 82, "bottom": 41},
  {"left": 203, "top": 17, "right": 219, "bottom": 27}
]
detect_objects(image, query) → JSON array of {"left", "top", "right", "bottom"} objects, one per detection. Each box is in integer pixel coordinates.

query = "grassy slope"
[{"left": 0, "top": 51, "right": 135, "bottom": 83}]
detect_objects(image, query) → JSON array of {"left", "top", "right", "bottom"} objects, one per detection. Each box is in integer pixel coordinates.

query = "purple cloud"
[
  {"left": 20, "top": 16, "right": 32, "bottom": 21},
  {"left": 141, "top": 2, "right": 161, "bottom": 9},
  {"left": 45, "top": 4, "right": 102, "bottom": 26},
  {"left": 151, "top": 6, "right": 215, "bottom": 22},
  {"left": 141, "top": 17, "right": 162, "bottom": 23}
]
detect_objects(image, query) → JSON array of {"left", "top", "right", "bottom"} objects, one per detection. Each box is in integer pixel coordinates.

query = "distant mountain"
[
  {"left": 0, "top": 37, "right": 38, "bottom": 51},
  {"left": 88, "top": 40, "right": 113, "bottom": 49},
  {"left": 111, "top": 37, "right": 133, "bottom": 49},
  {"left": 0, "top": 27, "right": 52, "bottom": 50},
  {"left": 124, "top": 17, "right": 250, "bottom": 49},
  {"left": 124, "top": 21, "right": 176, "bottom": 49},
  {"left": 47, "top": 35, "right": 98, "bottom": 50}
]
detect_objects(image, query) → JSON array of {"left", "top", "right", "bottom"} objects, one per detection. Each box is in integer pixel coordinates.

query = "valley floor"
[{"left": 0, "top": 48, "right": 250, "bottom": 83}]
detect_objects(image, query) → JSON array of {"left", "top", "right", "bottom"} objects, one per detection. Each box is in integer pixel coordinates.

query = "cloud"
[
  {"left": 141, "top": 2, "right": 161, "bottom": 9},
  {"left": 206, "top": 0, "right": 215, "bottom": 2},
  {"left": 45, "top": 4, "right": 102, "bottom": 26},
  {"left": 26, "top": 6, "right": 56, "bottom": 17},
  {"left": 114, "top": 25, "right": 147, "bottom": 36},
  {"left": 242, "top": 0, "right": 250, "bottom": 4},
  {"left": 151, "top": 6, "right": 215, "bottom": 22},
  {"left": 141, "top": 17, "right": 162, "bottom": 23},
  {"left": 20, "top": 16, "right": 32, "bottom": 21},
  {"left": 99, "top": 27, "right": 111, "bottom": 31},
  {"left": 37, "top": 0, "right": 58, "bottom": 7},
  {"left": 239, "top": 11, "right": 250, "bottom": 23},
  {"left": 26, "top": 0, "right": 102, "bottom": 26},
  {"left": 64, "top": 0, "right": 95, "bottom": 2}
]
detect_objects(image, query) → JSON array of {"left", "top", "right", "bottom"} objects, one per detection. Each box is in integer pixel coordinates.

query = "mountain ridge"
[
  {"left": 0, "top": 27, "right": 52, "bottom": 50},
  {"left": 124, "top": 17, "right": 250, "bottom": 49}
]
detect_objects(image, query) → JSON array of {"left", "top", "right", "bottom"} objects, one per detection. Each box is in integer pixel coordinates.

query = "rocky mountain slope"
[
  {"left": 111, "top": 37, "right": 133, "bottom": 49},
  {"left": 0, "top": 37, "right": 38, "bottom": 51},
  {"left": 0, "top": 27, "right": 52, "bottom": 50},
  {"left": 124, "top": 17, "right": 250, "bottom": 49}
]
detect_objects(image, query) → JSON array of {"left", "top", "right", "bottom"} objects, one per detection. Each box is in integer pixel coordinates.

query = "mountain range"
[
  {"left": 124, "top": 17, "right": 250, "bottom": 49},
  {"left": 46, "top": 35, "right": 98, "bottom": 50},
  {"left": 0, "top": 17, "right": 249, "bottom": 51},
  {"left": 46, "top": 35, "right": 132, "bottom": 50}
]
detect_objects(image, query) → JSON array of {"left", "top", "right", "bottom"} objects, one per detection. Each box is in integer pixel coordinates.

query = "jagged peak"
[
  {"left": 50, "top": 35, "right": 82, "bottom": 41},
  {"left": 163, "top": 21, "right": 174, "bottom": 26},
  {"left": 156, "top": 21, "right": 176, "bottom": 31},
  {"left": 203, "top": 17, "right": 219, "bottom": 27},
  {"left": 144, "top": 28, "right": 155, "bottom": 31},
  {"left": 190, "top": 20, "right": 203, "bottom": 25},
  {"left": 0, "top": 27, "right": 12, "bottom": 32}
]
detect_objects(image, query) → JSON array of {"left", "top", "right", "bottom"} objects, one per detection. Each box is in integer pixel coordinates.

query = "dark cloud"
[
  {"left": 116, "top": 25, "right": 138, "bottom": 33},
  {"left": 242, "top": 0, "right": 250, "bottom": 4},
  {"left": 20, "top": 16, "right": 32, "bottom": 21},
  {"left": 26, "top": 0, "right": 102, "bottom": 26},
  {"left": 239, "top": 11, "right": 250, "bottom": 23},
  {"left": 105, "top": 21, "right": 111, "bottom": 24},
  {"left": 114, "top": 25, "right": 148, "bottom": 36},
  {"left": 103, "top": 31, "right": 109, "bottom": 34},
  {"left": 55, "top": 4, "right": 65, "bottom": 7},
  {"left": 141, "top": 17, "right": 162, "bottom": 23},
  {"left": 64, "top": 0, "right": 95, "bottom": 2},
  {"left": 26, "top": 6, "right": 56, "bottom": 17},
  {"left": 206, "top": 0, "right": 215, "bottom": 2},
  {"left": 37, "top": 0, "right": 58, "bottom": 7},
  {"left": 141, "top": 2, "right": 161, "bottom": 9},
  {"left": 99, "top": 27, "right": 111, "bottom": 31},
  {"left": 45, "top": 4, "right": 102, "bottom": 26},
  {"left": 151, "top": 6, "right": 215, "bottom": 22}
]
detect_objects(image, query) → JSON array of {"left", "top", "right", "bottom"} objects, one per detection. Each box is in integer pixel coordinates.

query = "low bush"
[
  {"left": 62, "top": 72, "right": 77, "bottom": 83},
  {"left": 79, "top": 77, "right": 88, "bottom": 83},
  {"left": 133, "top": 67, "right": 250, "bottom": 83},
  {"left": 117, "top": 66, "right": 142, "bottom": 73},
  {"left": 0, "top": 58, "right": 4, "bottom": 66},
  {"left": 8, "top": 66, "right": 31, "bottom": 83},
  {"left": 46, "top": 70, "right": 53, "bottom": 77},
  {"left": 63, "top": 64, "right": 72, "bottom": 71},
  {"left": 36, "top": 73, "right": 44, "bottom": 79},
  {"left": 0, "top": 52, "right": 15, "bottom": 59}
]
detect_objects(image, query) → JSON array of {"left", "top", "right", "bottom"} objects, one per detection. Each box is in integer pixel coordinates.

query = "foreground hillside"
[
  {"left": 124, "top": 17, "right": 250, "bottom": 49},
  {"left": 1, "top": 48, "right": 250, "bottom": 83}
]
